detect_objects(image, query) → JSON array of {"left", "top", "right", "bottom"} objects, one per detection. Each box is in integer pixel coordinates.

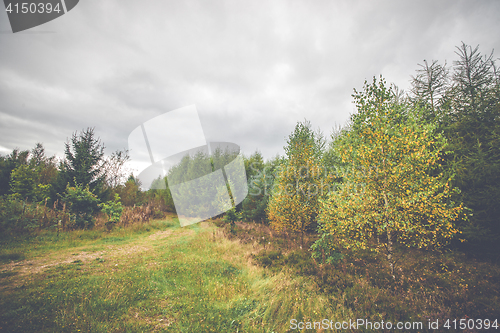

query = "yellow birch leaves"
[
  {"left": 267, "top": 121, "right": 326, "bottom": 237},
  {"left": 319, "top": 77, "right": 465, "bottom": 253}
]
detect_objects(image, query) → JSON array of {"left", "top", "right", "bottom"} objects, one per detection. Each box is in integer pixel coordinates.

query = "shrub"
[
  {"left": 223, "top": 207, "right": 241, "bottom": 234},
  {"left": 253, "top": 250, "right": 282, "bottom": 268},
  {"left": 61, "top": 183, "right": 100, "bottom": 229},
  {"left": 99, "top": 193, "right": 124, "bottom": 230},
  {"left": 0, "top": 196, "right": 69, "bottom": 234}
]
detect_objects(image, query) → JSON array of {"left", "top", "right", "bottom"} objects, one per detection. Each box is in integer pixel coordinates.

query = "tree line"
[{"left": 0, "top": 129, "right": 146, "bottom": 231}]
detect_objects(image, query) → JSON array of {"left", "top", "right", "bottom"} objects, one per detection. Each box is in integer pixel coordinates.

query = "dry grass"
[{"left": 226, "top": 220, "right": 500, "bottom": 328}]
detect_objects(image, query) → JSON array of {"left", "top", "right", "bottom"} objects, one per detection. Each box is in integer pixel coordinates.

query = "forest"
[{"left": 1, "top": 42, "right": 499, "bottom": 332}]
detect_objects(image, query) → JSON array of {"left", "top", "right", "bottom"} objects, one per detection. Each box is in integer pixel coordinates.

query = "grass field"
[
  {"left": 1, "top": 215, "right": 499, "bottom": 332},
  {"left": 0, "top": 216, "right": 347, "bottom": 332}
]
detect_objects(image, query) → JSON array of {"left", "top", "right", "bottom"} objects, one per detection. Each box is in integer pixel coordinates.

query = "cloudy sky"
[{"left": 1, "top": 0, "right": 499, "bottom": 172}]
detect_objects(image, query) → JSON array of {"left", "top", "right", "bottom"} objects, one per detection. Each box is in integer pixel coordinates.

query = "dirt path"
[{"left": 0, "top": 227, "right": 195, "bottom": 291}]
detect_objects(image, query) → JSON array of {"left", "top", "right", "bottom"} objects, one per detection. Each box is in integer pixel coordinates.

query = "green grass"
[
  {"left": 2, "top": 217, "right": 499, "bottom": 332},
  {"left": 0, "top": 219, "right": 174, "bottom": 261},
  {"left": 0, "top": 218, "right": 346, "bottom": 332},
  {"left": 0, "top": 252, "right": 25, "bottom": 263}
]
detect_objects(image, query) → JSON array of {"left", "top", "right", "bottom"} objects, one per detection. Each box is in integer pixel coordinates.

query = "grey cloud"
[{"left": 0, "top": 0, "right": 499, "bottom": 164}]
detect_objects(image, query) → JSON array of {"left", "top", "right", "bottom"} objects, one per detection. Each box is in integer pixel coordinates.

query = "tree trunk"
[
  {"left": 300, "top": 223, "right": 304, "bottom": 249},
  {"left": 382, "top": 184, "right": 395, "bottom": 280},
  {"left": 300, "top": 230, "right": 304, "bottom": 249},
  {"left": 387, "top": 229, "right": 395, "bottom": 280}
]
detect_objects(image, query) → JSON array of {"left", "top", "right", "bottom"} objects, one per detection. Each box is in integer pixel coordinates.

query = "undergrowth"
[{"left": 226, "top": 221, "right": 500, "bottom": 331}]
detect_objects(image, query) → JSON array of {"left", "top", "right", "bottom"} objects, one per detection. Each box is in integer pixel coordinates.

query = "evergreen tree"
[
  {"left": 409, "top": 43, "right": 500, "bottom": 257},
  {"left": 242, "top": 154, "right": 283, "bottom": 223},
  {"left": 447, "top": 44, "right": 499, "bottom": 256},
  {"left": 244, "top": 151, "right": 265, "bottom": 180},
  {"left": 0, "top": 149, "right": 29, "bottom": 196},
  {"left": 57, "top": 128, "right": 106, "bottom": 198},
  {"left": 410, "top": 59, "right": 449, "bottom": 117},
  {"left": 452, "top": 42, "right": 495, "bottom": 115},
  {"left": 3, "top": 144, "right": 57, "bottom": 202}
]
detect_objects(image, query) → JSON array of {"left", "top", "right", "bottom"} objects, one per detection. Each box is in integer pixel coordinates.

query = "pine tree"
[
  {"left": 410, "top": 59, "right": 449, "bottom": 117},
  {"left": 57, "top": 128, "right": 106, "bottom": 198}
]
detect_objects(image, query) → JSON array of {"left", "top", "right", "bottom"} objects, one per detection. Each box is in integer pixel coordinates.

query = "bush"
[
  {"left": 0, "top": 196, "right": 69, "bottom": 234},
  {"left": 222, "top": 207, "right": 241, "bottom": 234},
  {"left": 311, "top": 232, "right": 344, "bottom": 265},
  {"left": 253, "top": 250, "right": 282, "bottom": 268},
  {"left": 99, "top": 193, "right": 124, "bottom": 230},
  {"left": 0, "top": 197, "right": 38, "bottom": 233},
  {"left": 61, "top": 183, "right": 100, "bottom": 229},
  {"left": 252, "top": 249, "right": 318, "bottom": 276}
]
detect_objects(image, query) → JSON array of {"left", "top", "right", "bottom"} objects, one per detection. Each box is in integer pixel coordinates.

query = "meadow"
[
  {"left": 1, "top": 215, "right": 499, "bottom": 332},
  {"left": 1, "top": 216, "right": 345, "bottom": 332}
]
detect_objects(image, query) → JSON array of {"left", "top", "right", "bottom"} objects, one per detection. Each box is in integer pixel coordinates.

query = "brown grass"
[{"left": 224, "top": 220, "right": 500, "bottom": 325}]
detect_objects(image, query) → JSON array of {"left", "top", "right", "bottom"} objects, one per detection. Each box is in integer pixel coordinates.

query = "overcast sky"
[{"left": 1, "top": 0, "right": 499, "bottom": 173}]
